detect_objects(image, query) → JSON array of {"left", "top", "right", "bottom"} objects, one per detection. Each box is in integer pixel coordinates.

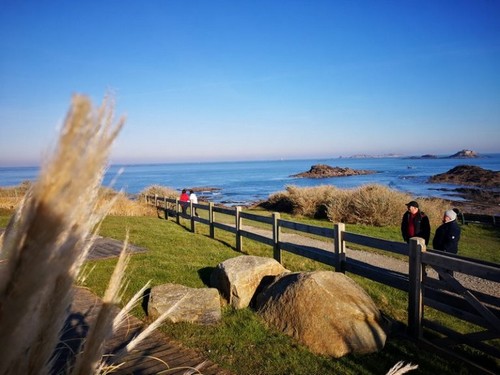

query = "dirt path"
[{"left": 243, "top": 225, "right": 500, "bottom": 298}]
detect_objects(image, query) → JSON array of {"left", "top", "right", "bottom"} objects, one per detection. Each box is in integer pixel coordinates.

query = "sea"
[{"left": 1, "top": 154, "right": 499, "bottom": 206}]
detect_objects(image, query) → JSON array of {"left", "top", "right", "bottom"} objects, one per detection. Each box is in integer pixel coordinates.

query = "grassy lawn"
[{"left": 1, "top": 210, "right": 498, "bottom": 374}]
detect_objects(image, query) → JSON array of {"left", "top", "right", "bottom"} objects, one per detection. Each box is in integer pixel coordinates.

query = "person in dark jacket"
[
  {"left": 401, "top": 200, "right": 431, "bottom": 245},
  {"left": 433, "top": 209, "right": 461, "bottom": 254},
  {"left": 433, "top": 209, "right": 461, "bottom": 278}
]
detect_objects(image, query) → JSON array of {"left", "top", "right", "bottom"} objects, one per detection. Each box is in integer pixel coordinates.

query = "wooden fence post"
[
  {"left": 235, "top": 206, "right": 242, "bottom": 252},
  {"left": 273, "top": 212, "right": 281, "bottom": 263},
  {"left": 408, "top": 237, "right": 426, "bottom": 339},
  {"left": 164, "top": 197, "right": 168, "bottom": 220},
  {"left": 175, "top": 198, "right": 180, "bottom": 224},
  {"left": 334, "top": 223, "right": 346, "bottom": 273},
  {"left": 209, "top": 202, "right": 214, "bottom": 238},
  {"left": 154, "top": 194, "right": 158, "bottom": 207},
  {"left": 190, "top": 201, "right": 195, "bottom": 232}
]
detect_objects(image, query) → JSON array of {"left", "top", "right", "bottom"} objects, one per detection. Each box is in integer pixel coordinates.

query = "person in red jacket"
[
  {"left": 401, "top": 200, "right": 431, "bottom": 245},
  {"left": 179, "top": 189, "right": 189, "bottom": 214}
]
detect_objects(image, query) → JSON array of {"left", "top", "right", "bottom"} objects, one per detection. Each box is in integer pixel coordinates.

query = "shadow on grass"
[
  {"left": 198, "top": 267, "right": 215, "bottom": 286},
  {"left": 142, "top": 287, "right": 151, "bottom": 316}
]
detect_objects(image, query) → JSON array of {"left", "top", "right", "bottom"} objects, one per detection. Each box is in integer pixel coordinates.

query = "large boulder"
[
  {"left": 256, "top": 271, "right": 387, "bottom": 357},
  {"left": 210, "top": 255, "right": 288, "bottom": 309},
  {"left": 148, "top": 283, "right": 222, "bottom": 325}
]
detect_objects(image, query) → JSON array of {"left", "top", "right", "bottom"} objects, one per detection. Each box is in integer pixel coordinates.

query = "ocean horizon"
[{"left": 1, "top": 154, "right": 499, "bottom": 206}]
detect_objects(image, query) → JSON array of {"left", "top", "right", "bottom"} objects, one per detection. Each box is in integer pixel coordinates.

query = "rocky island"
[
  {"left": 408, "top": 149, "right": 481, "bottom": 160},
  {"left": 429, "top": 165, "right": 500, "bottom": 214},
  {"left": 447, "top": 149, "right": 479, "bottom": 158},
  {"left": 429, "top": 165, "right": 499, "bottom": 188},
  {"left": 291, "top": 164, "right": 376, "bottom": 179}
]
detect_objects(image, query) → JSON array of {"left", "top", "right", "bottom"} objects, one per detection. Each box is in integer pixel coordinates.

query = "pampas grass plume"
[{"left": 0, "top": 94, "right": 124, "bottom": 374}]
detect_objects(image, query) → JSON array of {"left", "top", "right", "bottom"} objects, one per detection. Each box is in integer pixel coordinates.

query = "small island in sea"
[
  {"left": 291, "top": 164, "right": 376, "bottom": 179},
  {"left": 344, "top": 153, "right": 403, "bottom": 159}
]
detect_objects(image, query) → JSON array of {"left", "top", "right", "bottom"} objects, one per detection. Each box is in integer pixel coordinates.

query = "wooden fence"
[
  {"left": 458, "top": 212, "right": 500, "bottom": 227},
  {"left": 148, "top": 195, "right": 500, "bottom": 369}
]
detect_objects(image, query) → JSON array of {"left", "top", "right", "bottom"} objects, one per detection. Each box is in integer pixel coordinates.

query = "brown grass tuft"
[
  {"left": 263, "top": 184, "right": 448, "bottom": 227},
  {"left": 139, "top": 184, "right": 179, "bottom": 200},
  {"left": 263, "top": 184, "right": 340, "bottom": 218}
]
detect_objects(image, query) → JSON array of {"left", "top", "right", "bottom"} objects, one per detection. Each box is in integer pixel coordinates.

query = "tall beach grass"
[{"left": 0, "top": 95, "right": 171, "bottom": 374}]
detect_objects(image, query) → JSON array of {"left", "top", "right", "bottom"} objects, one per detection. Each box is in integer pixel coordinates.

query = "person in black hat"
[{"left": 401, "top": 200, "right": 431, "bottom": 245}]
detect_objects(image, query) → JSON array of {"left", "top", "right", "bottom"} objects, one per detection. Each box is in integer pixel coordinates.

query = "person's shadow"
[{"left": 51, "top": 312, "right": 90, "bottom": 374}]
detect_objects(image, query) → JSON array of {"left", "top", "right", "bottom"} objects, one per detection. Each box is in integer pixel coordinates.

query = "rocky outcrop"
[
  {"left": 256, "top": 271, "right": 387, "bottom": 357},
  {"left": 447, "top": 149, "right": 479, "bottom": 158},
  {"left": 429, "top": 165, "right": 500, "bottom": 188},
  {"left": 407, "top": 154, "right": 438, "bottom": 159},
  {"left": 147, "top": 284, "right": 222, "bottom": 325},
  {"left": 291, "top": 164, "right": 375, "bottom": 178},
  {"left": 210, "top": 255, "right": 288, "bottom": 309}
]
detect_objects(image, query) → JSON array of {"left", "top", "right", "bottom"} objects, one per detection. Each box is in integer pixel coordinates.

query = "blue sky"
[{"left": 1, "top": 1, "right": 499, "bottom": 166}]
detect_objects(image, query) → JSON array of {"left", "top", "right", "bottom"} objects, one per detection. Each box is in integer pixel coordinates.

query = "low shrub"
[
  {"left": 139, "top": 184, "right": 179, "bottom": 199},
  {"left": 262, "top": 184, "right": 449, "bottom": 227},
  {"left": 263, "top": 185, "right": 340, "bottom": 219}
]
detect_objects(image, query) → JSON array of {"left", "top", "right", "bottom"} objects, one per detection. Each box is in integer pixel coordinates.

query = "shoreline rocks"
[
  {"left": 429, "top": 165, "right": 500, "bottom": 214},
  {"left": 429, "top": 165, "right": 500, "bottom": 188}
]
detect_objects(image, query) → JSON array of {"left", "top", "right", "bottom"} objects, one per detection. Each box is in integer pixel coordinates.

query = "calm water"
[{"left": 1, "top": 155, "right": 499, "bottom": 206}]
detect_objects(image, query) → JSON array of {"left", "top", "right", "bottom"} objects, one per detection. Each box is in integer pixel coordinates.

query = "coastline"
[{"left": 444, "top": 198, "right": 499, "bottom": 216}]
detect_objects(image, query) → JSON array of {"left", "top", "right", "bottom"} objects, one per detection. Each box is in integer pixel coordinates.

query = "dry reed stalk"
[
  {"left": 0, "top": 94, "right": 124, "bottom": 375},
  {"left": 385, "top": 360, "right": 418, "bottom": 374}
]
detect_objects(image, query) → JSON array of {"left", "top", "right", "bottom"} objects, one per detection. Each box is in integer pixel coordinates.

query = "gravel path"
[{"left": 243, "top": 225, "right": 500, "bottom": 298}]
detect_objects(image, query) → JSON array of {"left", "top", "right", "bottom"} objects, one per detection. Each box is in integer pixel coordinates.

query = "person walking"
[
  {"left": 433, "top": 209, "right": 461, "bottom": 278},
  {"left": 401, "top": 200, "right": 431, "bottom": 245},
  {"left": 189, "top": 190, "right": 198, "bottom": 216},
  {"left": 179, "top": 189, "right": 189, "bottom": 214}
]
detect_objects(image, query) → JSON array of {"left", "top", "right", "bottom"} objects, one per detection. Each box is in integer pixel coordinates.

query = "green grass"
[{"left": 1, "top": 211, "right": 498, "bottom": 374}]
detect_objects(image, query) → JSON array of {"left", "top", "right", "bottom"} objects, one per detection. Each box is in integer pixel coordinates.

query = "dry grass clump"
[
  {"left": 327, "top": 184, "right": 412, "bottom": 226},
  {"left": 263, "top": 185, "right": 340, "bottom": 218},
  {"left": 0, "top": 94, "right": 171, "bottom": 374},
  {"left": 0, "top": 184, "right": 162, "bottom": 217},
  {"left": 105, "top": 193, "right": 157, "bottom": 216},
  {"left": 0, "top": 180, "right": 32, "bottom": 196},
  {"left": 97, "top": 187, "right": 157, "bottom": 216},
  {"left": 263, "top": 184, "right": 448, "bottom": 227},
  {"left": 0, "top": 181, "right": 33, "bottom": 210},
  {"left": 139, "top": 184, "right": 179, "bottom": 200}
]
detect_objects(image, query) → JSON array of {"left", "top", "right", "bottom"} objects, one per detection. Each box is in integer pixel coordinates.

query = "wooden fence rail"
[
  {"left": 147, "top": 195, "right": 500, "bottom": 368},
  {"left": 459, "top": 212, "right": 500, "bottom": 227}
]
